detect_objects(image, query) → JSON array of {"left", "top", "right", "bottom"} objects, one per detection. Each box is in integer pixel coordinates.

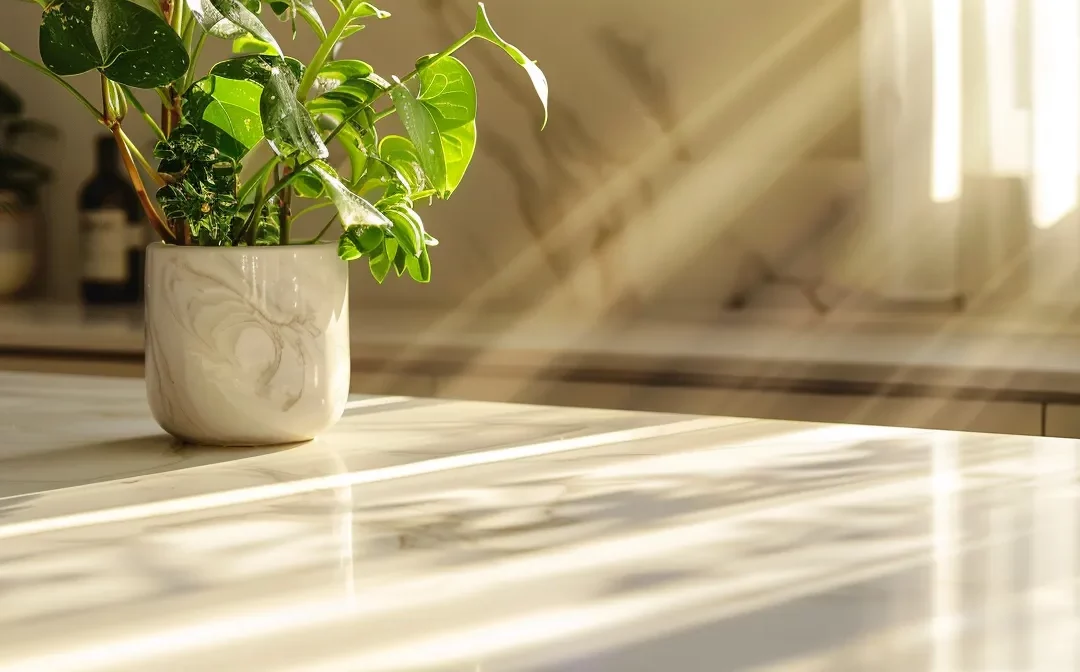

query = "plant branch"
[
  {"left": 110, "top": 124, "right": 176, "bottom": 243},
  {"left": 184, "top": 30, "right": 208, "bottom": 92},
  {"left": 238, "top": 152, "right": 279, "bottom": 204},
  {"left": 121, "top": 86, "right": 167, "bottom": 142},
  {"left": 294, "top": 202, "right": 333, "bottom": 220},
  {"left": 297, "top": 6, "right": 355, "bottom": 101},
  {"left": 371, "top": 106, "right": 394, "bottom": 123},
  {"left": 118, "top": 127, "right": 165, "bottom": 187},
  {"left": 0, "top": 42, "right": 103, "bottom": 120},
  {"left": 236, "top": 181, "right": 265, "bottom": 245},
  {"left": 303, "top": 214, "right": 338, "bottom": 244},
  {"left": 278, "top": 167, "right": 293, "bottom": 245}
]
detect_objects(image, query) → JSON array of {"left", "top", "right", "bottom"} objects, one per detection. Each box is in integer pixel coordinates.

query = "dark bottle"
[{"left": 79, "top": 135, "right": 146, "bottom": 305}]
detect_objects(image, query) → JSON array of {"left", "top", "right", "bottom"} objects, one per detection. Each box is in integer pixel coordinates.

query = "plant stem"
[
  {"left": 293, "top": 202, "right": 333, "bottom": 220},
  {"left": 279, "top": 191, "right": 292, "bottom": 244},
  {"left": 238, "top": 152, "right": 279, "bottom": 204},
  {"left": 239, "top": 182, "right": 264, "bottom": 245},
  {"left": 111, "top": 124, "right": 176, "bottom": 243},
  {"left": 121, "top": 86, "right": 167, "bottom": 142},
  {"left": 184, "top": 30, "right": 208, "bottom": 92},
  {"left": 303, "top": 214, "right": 338, "bottom": 244},
  {"left": 371, "top": 106, "right": 394, "bottom": 123},
  {"left": 118, "top": 127, "right": 165, "bottom": 187},
  {"left": 0, "top": 42, "right": 103, "bottom": 120},
  {"left": 262, "top": 159, "right": 317, "bottom": 205},
  {"left": 297, "top": 6, "right": 356, "bottom": 101}
]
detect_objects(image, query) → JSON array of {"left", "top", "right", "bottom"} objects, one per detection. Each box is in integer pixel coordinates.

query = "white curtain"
[{"left": 861, "top": 0, "right": 1080, "bottom": 306}]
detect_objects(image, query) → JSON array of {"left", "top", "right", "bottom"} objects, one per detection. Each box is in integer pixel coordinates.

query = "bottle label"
[{"left": 82, "top": 209, "right": 128, "bottom": 282}]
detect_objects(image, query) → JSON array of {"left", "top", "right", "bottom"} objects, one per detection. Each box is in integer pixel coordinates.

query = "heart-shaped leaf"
[
  {"left": 261, "top": 65, "right": 328, "bottom": 159},
  {"left": 473, "top": 2, "right": 548, "bottom": 129},
  {"left": 418, "top": 56, "right": 476, "bottom": 129},
  {"left": 389, "top": 81, "right": 446, "bottom": 196},
  {"left": 379, "top": 135, "right": 426, "bottom": 194},
  {"left": 308, "top": 161, "right": 389, "bottom": 228},
  {"left": 440, "top": 121, "right": 475, "bottom": 196},
  {"left": 183, "top": 75, "right": 264, "bottom": 160},
  {"left": 211, "top": 54, "right": 304, "bottom": 87},
  {"left": 416, "top": 56, "right": 476, "bottom": 195},
  {"left": 39, "top": 0, "right": 189, "bottom": 88}
]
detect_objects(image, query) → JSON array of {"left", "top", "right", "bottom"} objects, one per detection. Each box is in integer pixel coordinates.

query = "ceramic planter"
[{"left": 145, "top": 242, "right": 350, "bottom": 445}]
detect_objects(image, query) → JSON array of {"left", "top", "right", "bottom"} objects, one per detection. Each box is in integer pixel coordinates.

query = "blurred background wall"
[{"left": 5, "top": 0, "right": 867, "bottom": 320}]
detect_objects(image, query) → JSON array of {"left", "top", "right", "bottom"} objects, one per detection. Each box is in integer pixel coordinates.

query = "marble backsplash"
[{"left": 3, "top": 0, "right": 865, "bottom": 322}]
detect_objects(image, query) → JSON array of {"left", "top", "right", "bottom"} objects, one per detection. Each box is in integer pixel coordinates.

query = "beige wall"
[{"left": 4, "top": 0, "right": 867, "bottom": 318}]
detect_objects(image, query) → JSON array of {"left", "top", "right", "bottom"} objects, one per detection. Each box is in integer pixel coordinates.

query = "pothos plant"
[{"left": 0, "top": 0, "right": 547, "bottom": 283}]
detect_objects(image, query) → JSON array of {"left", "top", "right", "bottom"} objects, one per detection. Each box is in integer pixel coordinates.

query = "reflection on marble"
[{"left": 1, "top": 373, "right": 1080, "bottom": 670}]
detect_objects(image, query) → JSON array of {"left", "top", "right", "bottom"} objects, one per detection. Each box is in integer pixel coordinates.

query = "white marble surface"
[
  {"left": 144, "top": 244, "right": 351, "bottom": 445},
  {"left": 2, "top": 372, "right": 1080, "bottom": 670}
]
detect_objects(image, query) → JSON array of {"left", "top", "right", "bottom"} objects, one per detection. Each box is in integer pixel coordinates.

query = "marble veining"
[
  {"left": 2, "top": 373, "right": 1080, "bottom": 670},
  {"left": 144, "top": 243, "right": 351, "bottom": 445}
]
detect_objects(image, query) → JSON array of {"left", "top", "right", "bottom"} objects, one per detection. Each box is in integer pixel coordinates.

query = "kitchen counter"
[
  {"left": 6, "top": 303, "right": 1080, "bottom": 400},
  {"left": 2, "top": 371, "right": 1080, "bottom": 670},
  {"left": 7, "top": 302, "right": 1080, "bottom": 439}
]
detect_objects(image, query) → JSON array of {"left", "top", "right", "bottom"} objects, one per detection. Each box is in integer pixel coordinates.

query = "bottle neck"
[{"left": 95, "top": 138, "right": 121, "bottom": 177}]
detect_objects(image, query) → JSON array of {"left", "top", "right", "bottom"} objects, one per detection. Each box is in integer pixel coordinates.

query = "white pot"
[{"left": 145, "top": 242, "right": 351, "bottom": 445}]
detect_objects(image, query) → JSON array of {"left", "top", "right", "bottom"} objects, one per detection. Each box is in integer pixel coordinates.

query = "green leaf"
[
  {"left": 308, "top": 160, "right": 390, "bottom": 228},
  {"left": 269, "top": 0, "right": 325, "bottom": 39},
  {"left": 381, "top": 202, "right": 424, "bottom": 257},
  {"left": 312, "top": 60, "right": 379, "bottom": 101},
  {"left": 392, "top": 244, "right": 408, "bottom": 276},
  {"left": 405, "top": 246, "right": 432, "bottom": 283},
  {"left": 418, "top": 56, "right": 476, "bottom": 129},
  {"left": 232, "top": 34, "right": 277, "bottom": 55},
  {"left": 389, "top": 82, "right": 447, "bottom": 196},
  {"left": 338, "top": 224, "right": 383, "bottom": 261},
  {"left": 39, "top": 0, "right": 189, "bottom": 88},
  {"left": 368, "top": 238, "right": 396, "bottom": 283},
  {"left": 183, "top": 75, "right": 264, "bottom": 160},
  {"left": 190, "top": 0, "right": 261, "bottom": 38},
  {"left": 378, "top": 135, "right": 426, "bottom": 193},
  {"left": 211, "top": 55, "right": 304, "bottom": 86},
  {"left": 440, "top": 121, "right": 476, "bottom": 196},
  {"left": 261, "top": 65, "right": 328, "bottom": 159},
  {"left": 473, "top": 2, "right": 548, "bottom": 129},
  {"left": 417, "top": 57, "right": 477, "bottom": 195},
  {"left": 292, "top": 170, "right": 324, "bottom": 198},
  {"left": 208, "top": 0, "right": 281, "bottom": 53},
  {"left": 349, "top": 2, "right": 389, "bottom": 19}
]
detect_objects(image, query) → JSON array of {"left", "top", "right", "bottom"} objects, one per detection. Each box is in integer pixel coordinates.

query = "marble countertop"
[
  {"left": 2, "top": 371, "right": 1080, "bottom": 670},
  {"left": 5, "top": 303, "right": 1080, "bottom": 400}
]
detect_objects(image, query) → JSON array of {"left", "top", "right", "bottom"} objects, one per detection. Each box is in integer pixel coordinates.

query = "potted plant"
[{"left": 1, "top": 0, "right": 546, "bottom": 445}]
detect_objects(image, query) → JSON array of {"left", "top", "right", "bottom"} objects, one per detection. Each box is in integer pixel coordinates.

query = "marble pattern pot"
[{"left": 145, "top": 242, "right": 351, "bottom": 445}]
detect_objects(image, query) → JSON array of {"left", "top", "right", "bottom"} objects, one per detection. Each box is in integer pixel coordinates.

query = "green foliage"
[
  {"left": 4, "top": 0, "right": 550, "bottom": 285},
  {"left": 154, "top": 126, "right": 239, "bottom": 243},
  {"left": 39, "top": 0, "right": 188, "bottom": 88}
]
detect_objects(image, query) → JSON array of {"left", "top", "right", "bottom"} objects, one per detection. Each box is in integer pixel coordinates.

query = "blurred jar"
[{"left": 0, "top": 189, "right": 36, "bottom": 299}]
